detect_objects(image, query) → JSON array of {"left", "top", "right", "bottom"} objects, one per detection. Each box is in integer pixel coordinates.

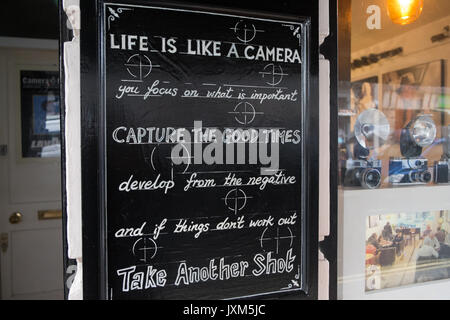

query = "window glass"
[{"left": 339, "top": 0, "right": 450, "bottom": 299}]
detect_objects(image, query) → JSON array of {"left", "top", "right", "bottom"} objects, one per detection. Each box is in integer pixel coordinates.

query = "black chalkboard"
[{"left": 78, "top": 0, "right": 319, "bottom": 300}]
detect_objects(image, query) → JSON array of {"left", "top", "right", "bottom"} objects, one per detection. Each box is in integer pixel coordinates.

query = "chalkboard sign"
[{"left": 78, "top": 0, "right": 319, "bottom": 300}]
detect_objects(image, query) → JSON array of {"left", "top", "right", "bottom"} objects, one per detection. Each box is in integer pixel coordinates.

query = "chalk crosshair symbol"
[
  {"left": 259, "top": 64, "right": 288, "bottom": 86},
  {"left": 168, "top": 144, "right": 193, "bottom": 179},
  {"left": 231, "top": 20, "right": 263, "bottom": 43},
  {"left": 132, "top": 237, "right": 160, "bottom": 262},
  {"left": 125, "top": 54, "right": 158, "bottom": 80},
  {"left": 147, "top": 145, "right": 192, "bottom": 179},
  {"left": 223, "top": 188, "right": 252, "bottom": 215},
  {"left": 228, "top": 102, "right": 263, "bottom": 125},
  {"left": 260, "top": 226, "right": 295, "bottom": 255}
]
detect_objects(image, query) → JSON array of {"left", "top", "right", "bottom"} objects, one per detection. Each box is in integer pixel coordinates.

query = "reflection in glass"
[{"left": 387, "top": 0, "right": 424, "bottom": 25}]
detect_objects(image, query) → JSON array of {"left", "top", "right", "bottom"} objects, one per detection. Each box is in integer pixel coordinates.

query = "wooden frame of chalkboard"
[{"left": 78, "top": 0, "right": 320, "bottom": 300}]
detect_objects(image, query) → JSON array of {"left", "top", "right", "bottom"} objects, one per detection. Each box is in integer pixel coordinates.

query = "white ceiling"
[{"left": 352, "top": 0, "right": 450, "bottom": 52}]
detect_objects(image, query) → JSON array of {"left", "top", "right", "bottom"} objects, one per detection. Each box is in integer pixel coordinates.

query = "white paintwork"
[
  {"left": 64, "top": 41, "right": 82, "bottom": 261},
  {"left": 0, "top": 47, "right": 63, "bottom": 300},
  {"left": 318, "top": 0, "right": 331, "bottom": 300},
  {"left": 11, "top": 228, "right": 63, "bottom": 296},
  {"left": 318, "top": 58, "right": 331, "bottom": 300},
  {"left": 319, "top": 0, "right": 330, "bottom": 45},
  {"left": 68, "top": 259, "right": 83, "bottom": 300},
  {"left": 65, "top": 4, "right": 81, "bottom": 38},
  {"left": 318, "top": 250, "right": 330, "bottom": 300},
  {"left": 339, "top": 186, "right": 450, "bottom": 300},
  {"left": 63, "top": 0, "right": 83, "bottom": 300},
  {"left": 319, "top": 59, "right": 331, "bottom": 242}
]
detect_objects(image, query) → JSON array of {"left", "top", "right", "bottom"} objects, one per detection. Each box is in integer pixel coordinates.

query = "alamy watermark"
[{"left": 112, "top": 121, "right": 302, "bottom": 175}]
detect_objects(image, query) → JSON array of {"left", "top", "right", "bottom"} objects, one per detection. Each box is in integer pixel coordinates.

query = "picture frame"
[{"left": 19, "top": 70, "right": 61, "bottom": 158}]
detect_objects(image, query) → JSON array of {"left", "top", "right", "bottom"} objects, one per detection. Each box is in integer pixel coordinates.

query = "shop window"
[{"left": 339, "top": 0, "right": 450, "bottom": 299}]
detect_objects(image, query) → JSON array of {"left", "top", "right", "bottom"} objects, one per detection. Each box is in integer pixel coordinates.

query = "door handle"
[{"left": 9, "top": 212, "right": 23, "bottom": 224}]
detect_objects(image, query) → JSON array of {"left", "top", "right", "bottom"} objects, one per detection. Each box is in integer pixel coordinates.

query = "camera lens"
[
  {"left": 411, "top": 115, "right": 437, "bottom": 147},
  {"left": 421, "top": 171, "right": 432, "bottom": 183},
  {"left": 410, "top": 170, "right": 432, "bottom": 183},
  {"left": 361, "top": 168, "right": 381, "bottom": 189}
]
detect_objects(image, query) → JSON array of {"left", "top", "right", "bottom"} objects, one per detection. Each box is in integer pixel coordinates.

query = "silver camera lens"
[
  {"left": 361, "top": 168, "right": 381, "bottom": 189},
  {"left": 412, "top": 115, "right": 437, "bottom": 147},
  {"left": 415, "top": 160, "right": 425, "bottom": 167},
  {"left": 410, "top": 170, "right": 432, "bottom": 183}
]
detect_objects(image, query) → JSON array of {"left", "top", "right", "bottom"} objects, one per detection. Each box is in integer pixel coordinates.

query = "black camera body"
[
  {"left": 388, "top": 115, "right": 437, "bottom": 186},
  {"left": 342, "top": 159, "right": 382, "bottom": 189},
  {"left": 434, "top": 125, "right": 450, "bottom": 184},
  {"left": 389, "top": 158, "right": 432, "bottom": 186},
  {"left": 434, "top": 159, "right": 450, "bottom": 184}
]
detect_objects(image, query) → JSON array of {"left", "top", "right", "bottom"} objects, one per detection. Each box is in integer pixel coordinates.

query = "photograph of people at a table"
[{"left": 365, "top": 211, "right": 450, "bottom": 291}]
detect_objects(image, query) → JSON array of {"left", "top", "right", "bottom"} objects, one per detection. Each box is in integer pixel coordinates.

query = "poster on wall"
[
  {"left": 381, "top": 60, "right": 445, "bottom": 141},
  {"left": 381, "top": 60, "right": 444, "bottom": 112},
  {"left": 365, "top": 210, "right": 450, "bottom": 292},
  {"left": 20, "top": 70, "right": 61, "bottom": 158},
  {"left": 351, "top": 76, "right": 379, "bottom": 114},
  {"left": 343, "top": 75, "right": 379, "bottom": 146},
  {"left": 100, "top": 2, "right": 311, "bottom": 300}
]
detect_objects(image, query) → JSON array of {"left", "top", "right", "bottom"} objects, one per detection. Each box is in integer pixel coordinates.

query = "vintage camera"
[
  {"left": 342, "top": 158, "right": 382, "bottom": 189},
  {"left": 342, "top": 109, "right": 390, "bottom": 189},
  {"left": 434, "top": 160, "right": 450, "bottom": 184},
  {"left": 389, "top": 158, "right": 432, "bottom": 185},
  {"left": 389, "top": 115, "right": 436, "bottom": 186},
  {"left": 434, "top": 125, "right": 450, "bottom": 184}
]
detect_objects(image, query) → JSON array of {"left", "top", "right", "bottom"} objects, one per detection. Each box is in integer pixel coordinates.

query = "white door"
[{"left": 0, "top": 45, "right": 64, "bottom": 300}]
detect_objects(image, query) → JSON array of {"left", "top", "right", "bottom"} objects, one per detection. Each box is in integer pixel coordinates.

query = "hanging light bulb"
[{"left": 387, "top": 0, "right": 424, "bottom": 25}]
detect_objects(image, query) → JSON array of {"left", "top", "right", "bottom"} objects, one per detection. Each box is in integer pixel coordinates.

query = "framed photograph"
[
  {"left": 381, "top": 60, "right": 445, "bottom": 141},
  {"left": 365, "top": 210, "right": 450, "bottom": 292},
  {"left": 351, "top": 76, "right": 379, "bottom": 113},
  {"left": 20, "top": 70, "right": 61, "bottom": 158},
  {"left": 382, "top": 60, "right": 444, "bottom": 111},
  {"left": 338, "top": 76, "right": 379, "bottom": 162},
  {"left": 32, "top": 95, "right": 60, "bottom": 134}
]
